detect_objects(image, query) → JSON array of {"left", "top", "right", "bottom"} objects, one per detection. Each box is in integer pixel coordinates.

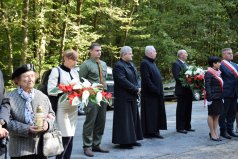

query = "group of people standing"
[
  {"left": 172, "top": 48, "right": 238, "bottom": 142},
  {"left": 112, "top": 46, "right": 167, "bottom": 150},
  {"left": 205, "top": 48, "right": 238, "bottom": 141},
  {"left": 0, "top": 44, "right": 238, "bottom": 159}
]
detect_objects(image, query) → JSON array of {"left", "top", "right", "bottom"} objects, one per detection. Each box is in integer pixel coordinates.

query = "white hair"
[
  {"left": 120, "top": 46, "right": 132, "bottom": 57},
  {"left": 177, "top": 49, "right": 187, "bottom": 57},
  {"left": 145, "top": 46, "right": 155, "bottom": 56}
]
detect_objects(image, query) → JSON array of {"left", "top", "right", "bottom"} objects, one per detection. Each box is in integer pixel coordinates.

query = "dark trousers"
[
  {"left": 219, "top": 97, "right": 237, "bottom": 133},
  {"left": 83, "top": 101, "right": 107, "bottom": 148},
  {"left": 11, "top": 156, "right": 47, "bottom": 159},
  {"left": 56, "top": 137, "right": 73, "bottom": 159},
  {"left": 176, "top": 95, "right": 193, "bottom": 130}
]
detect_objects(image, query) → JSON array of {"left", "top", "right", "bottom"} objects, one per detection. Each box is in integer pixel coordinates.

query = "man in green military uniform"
[{"left": 79, "top": 43, "right": 109, "bottom": 157}]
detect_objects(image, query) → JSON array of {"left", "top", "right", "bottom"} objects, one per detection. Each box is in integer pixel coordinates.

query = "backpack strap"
[{"left": 56, "top": 67, "right": 60, "bottom": 85}]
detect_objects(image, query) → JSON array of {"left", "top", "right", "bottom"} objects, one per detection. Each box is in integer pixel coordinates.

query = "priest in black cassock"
[
  {"left": 112, "top": 46, "right": 143, "bottom": 149},
  {"left": 140, "top": 46, "right": 167, "bottom": 138}
]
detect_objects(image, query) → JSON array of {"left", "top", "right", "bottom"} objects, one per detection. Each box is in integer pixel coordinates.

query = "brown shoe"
[
  {"left": 84, "top": 148, "right": 94, "bottom": 157},
  {"left": 92, "top": 145, "right": 109, "bottom": 153}
]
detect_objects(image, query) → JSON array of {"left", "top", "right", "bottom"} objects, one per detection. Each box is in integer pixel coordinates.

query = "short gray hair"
[
  {"left": 145, "top": 46, "right": 155, "bottom": 55},
  {"left": 120, "top": 46, "right": 132, "bottom": 57},
  {"left": 222, "top": 48, "right": 232, "bottom": 54},
  {"left": 177, "top": 49, "right": 187, "bottom": 57}
]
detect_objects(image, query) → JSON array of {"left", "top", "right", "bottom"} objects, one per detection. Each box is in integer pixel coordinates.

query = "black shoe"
[
  {"left": 153, "top": 133, "right": 164, "bottom": 139},
  {"left": 186, "top": 129, "right": 195, "bottom": 132},
  {"left": 209, "top": 133, "right": 211, "bottom": 139},
  {"left": 211, "top": 138, "right": 220, "bottom": 141},
  {"left": 220, "top": 133, "right": 232, "bottom": 139},
  {"left": 227, "top": 131, "right": 238, "bottom": 137},
  {"left": 143, "top": 134, "right": 152, "bottom": 138},
  {"left": 119, "top": 144, "right": 133, "bottom": 149},
  {"left": 132, "top": 142, "right": 142, "bottom": 146},
  {"left": 177, "top": 130, "right": 188, "bottom": 134}
]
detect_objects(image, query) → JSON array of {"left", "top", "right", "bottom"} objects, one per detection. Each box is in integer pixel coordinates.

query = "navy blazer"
[
  {"left": 113, "top": 59, "right": 140, "bottom": 101},
  {"left": 220, "top": 61, "right": 238, "bottom": 98},
  {"left": 172, "top": 59, "right": 192, "bottom": 96}
]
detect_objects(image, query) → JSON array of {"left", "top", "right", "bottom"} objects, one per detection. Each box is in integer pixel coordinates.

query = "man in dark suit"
[
  {"left": 0, "top": 69, "right": 10, "bottom": 158},
  {"left": 172, "top": 50, "right": 194, "bottom": 134},
  {"left": 219, "top": 48, "right": 238, "bottom": 139}
]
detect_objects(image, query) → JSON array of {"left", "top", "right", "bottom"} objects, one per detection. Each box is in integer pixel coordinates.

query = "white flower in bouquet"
[
  {"left": 82, "top": 90, "right": 90, "bottom": 106},
  {"left": 71, "top": 96, "right": 81, "bottom": 106},
  {"left": 194, "top": 68, "right": 204, "bottom": 75},
  {"left": 185, "top": 70, "right": 193, "bottom": 76},
  {"left": 73, "top": 83, "right": 82, "bottom": 90},
  {"left": 96, "top": 92, "right": 103, "bottom": 105},
  {"left": 92, "top": 83, "right": 103, "bottom": 88},
  {"left": 82, "top": 78, "right": 91, "bottom": 87}
]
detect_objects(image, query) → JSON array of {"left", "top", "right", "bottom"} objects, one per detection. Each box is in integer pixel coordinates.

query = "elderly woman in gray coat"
[{"left": 7, "top": 64, "right": 55, "bottom": 159}]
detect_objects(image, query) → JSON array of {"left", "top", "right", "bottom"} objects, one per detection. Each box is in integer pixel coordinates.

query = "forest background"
[{"left": 0, "top": 0, "right": 238, "bottom": 88}]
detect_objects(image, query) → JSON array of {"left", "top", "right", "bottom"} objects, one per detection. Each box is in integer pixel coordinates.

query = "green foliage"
[{"left": 0, "top": 0, "right": 238, "bottom": 87}]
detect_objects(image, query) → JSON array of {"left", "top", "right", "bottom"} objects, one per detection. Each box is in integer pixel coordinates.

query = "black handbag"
[{"left": 43, "top": 125, "right": 64, "bottom": 157}]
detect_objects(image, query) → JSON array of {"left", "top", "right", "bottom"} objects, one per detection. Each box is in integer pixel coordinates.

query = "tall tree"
[
  {"left": 0, "top": 0, "right": 13, "bottom": 75},
  {"left": 21, "top": 0, "right": 29, "bottom": 65}
]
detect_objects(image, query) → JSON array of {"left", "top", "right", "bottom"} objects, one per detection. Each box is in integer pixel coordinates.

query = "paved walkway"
[{"left": 71, "top": 100, "right": 238, "bottom": 159}]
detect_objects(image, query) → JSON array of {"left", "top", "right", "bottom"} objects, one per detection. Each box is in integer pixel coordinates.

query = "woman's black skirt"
[{"left": 207, "top": 99, "right": 223, "bottom": 116}]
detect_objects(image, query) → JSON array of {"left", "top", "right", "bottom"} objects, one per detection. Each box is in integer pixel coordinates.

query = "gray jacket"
[
  {"left": 0, "top": 70, "right": 10, "bottom": 126},
  {"left": 6, "top": 89, "right": 55, "bottom": 157},
  {"left": 0, "top": 70, "right": 5, "bottom": 104}
]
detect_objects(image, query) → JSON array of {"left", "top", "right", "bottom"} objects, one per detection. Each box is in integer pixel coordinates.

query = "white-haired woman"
[{"left": 8, "top": 64, "right": 55, "bottom": 159}]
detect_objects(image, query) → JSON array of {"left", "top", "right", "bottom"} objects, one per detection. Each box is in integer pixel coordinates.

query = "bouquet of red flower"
[
  {"left": 49, "top": 78, "right": 112, "bottom": 107},
  {"left": 179, "top": 65, "right": 205, "bottom": 92}
]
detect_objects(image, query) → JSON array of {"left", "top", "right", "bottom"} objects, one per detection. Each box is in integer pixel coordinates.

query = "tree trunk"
[
  {"left": 93, "top": 2, "right": 101, "bottom": 30},
  {"left": 59, "top": 21, "right": 67, "bottom": 60},
  {"left": 32, "top": 0, "right": 37, "bottom": 59},
  {"left": 21, "top": 0, "right": 30, "bottom": 65},
  {"left": 74, "top": 0, "right": 84, "bottom": 50},
  {"left": 59, "top": 0, "right": 69, "bottom": 59},
  {"left": 36, "top": 1, "right": 47, "bottom": 81},
  {"left": 123, "top": 3, "right": 137, "bottom": 45},
  {"left": 48, "top": 0, "right": 59, "bottom": 56},
  {"left": 0, "top": 0, "right": 13, "bottom": 75},
  {"left": 76, "top": 0, "right": 84, "bottom": 26}
]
